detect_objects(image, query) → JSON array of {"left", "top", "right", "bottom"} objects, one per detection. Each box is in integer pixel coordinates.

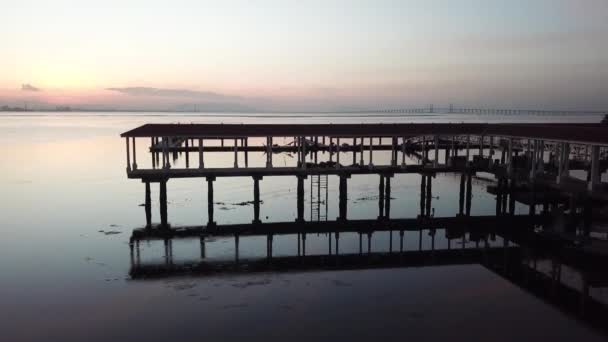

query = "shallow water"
[{"left": 0, "top": 112, "right": 605, "bottom": 341}]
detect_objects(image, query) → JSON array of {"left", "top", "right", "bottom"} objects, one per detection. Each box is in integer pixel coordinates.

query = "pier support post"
[
  {"left": 132, "top": 137, "right": 137, "bottom": 170},
  {"left": 420, "top": 175, "right": 427, "bottom": 217},
  {"left": 338, "top": 174, "right": 350, "bottom": 221},
  {"left": 185, "top": 139, "right": 189, "bottom": 168},
  {"left": 588, "top": 145, "right": 600, "bottom": 192},
  {"left": 529, "top": 140, "right": 537, "bottom": 181},
  {"left": 507, "top": 139, "right": 513, "bottom": 178},
  {"left": 459, "top": 173, "right": 465, "bottom": 215},
  {"left": 266, "top": 137, "right": 273, "bottom": 168},
  {"left": 145, "top": 181, "right": 152, "bottom": 227},
  {"left": 253, "top": 176, "right": 262, "bottom": 224},
  {"left": 302, "top": 136, "right": 307, "bottom": 169},
  {"left": 425, "top": 174, "right": 432, "bottom": 217},
  {"left": 244, "top": 138, "right": 249, "bottom": 167},
  {"left": 465, "top": 172, "right": 472, "bottom": 216},
  {"left": 159, "top": 179, "right": 168, "bottom": 228},
  {"left": 378, "top": 175, "right": 385, "bottom": 219},
  {"left": 125, "top": 137, "right": 131, "bottom": 172},
  {"left": 385, "top": 174, "right": 392, "bottom": 219},
  {"left": 391, "top": 137, "right": 397, "bottom": 166},
  {"left": 359, "top": 139, "right": 365, "bottom": 165},
  {"left": 233, "top": 138, "right": 239, "bottom": 168},
  {"left": 335, "top": 232, "right": 340, "bottom": 256},
  {"left": 401, "top": 137, "right": 407, "bottom": 166},
  {"left": 207, "top": 176, "right": 216, "bottom": 227},
  {"left": 296, "top": 175, "right": 307, "bottom": 222},
  {"left": 336, "top": 138, "right": 341, "bottom": 167},
  {"left": 235, "top": 234, "right": 239, "bottom": 263},
  {"left": 368, "top": 137, "right": 374, "bottom": 166},
  {"left": 200, "top": 236, "right": 206, "bottom": 258},
  {"left": 198, "top": 139, "right": 204, "bottom": 168},
  {"left": 434, "top": 135, "right": 439, "bottom": 167},
  {"left": 352, "top": 138, "right": 357, "bottom": 165},
  {"left": 466, "top": 135, "right": 470, "bottom": 162}
]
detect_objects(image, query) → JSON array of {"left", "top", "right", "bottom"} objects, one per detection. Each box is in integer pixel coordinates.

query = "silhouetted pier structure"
[{"left": 121, "top": 123, "right": 608, "bottom": 229}]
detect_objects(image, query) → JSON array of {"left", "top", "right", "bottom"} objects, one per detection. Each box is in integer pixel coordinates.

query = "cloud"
[
  {"left": 22, "top": 83, "right": 41, "bottom": 92},
  {"left": 106, "top": 87, "right": 241, "bottom": 101}
]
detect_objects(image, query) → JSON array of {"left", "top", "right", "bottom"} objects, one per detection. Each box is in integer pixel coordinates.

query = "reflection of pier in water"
[{"left": 128, "top": 221, "right": 608, "bottom": 335}]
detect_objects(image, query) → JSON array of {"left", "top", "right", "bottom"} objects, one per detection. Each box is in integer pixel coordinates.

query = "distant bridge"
[{"left": 350, "top": 105, "right": 607, "bottom": 115}]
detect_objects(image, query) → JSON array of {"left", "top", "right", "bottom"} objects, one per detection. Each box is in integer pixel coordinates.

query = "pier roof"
[{"left": 121, "top": 123, "right": 608, "bottom": 145}]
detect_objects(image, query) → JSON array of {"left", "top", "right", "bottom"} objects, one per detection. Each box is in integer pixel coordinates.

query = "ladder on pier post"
[{"left": 310, "top": 174, "right": 329, "bottom": 221}]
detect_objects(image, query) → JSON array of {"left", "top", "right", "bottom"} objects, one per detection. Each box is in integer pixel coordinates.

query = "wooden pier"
[{"left": 121, "top": 122, "right": 608, "bottom": 229}]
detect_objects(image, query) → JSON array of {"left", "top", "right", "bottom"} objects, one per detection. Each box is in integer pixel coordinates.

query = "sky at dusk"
[{"left": 1, "top": 0, "right": 607, "bottom": 112}]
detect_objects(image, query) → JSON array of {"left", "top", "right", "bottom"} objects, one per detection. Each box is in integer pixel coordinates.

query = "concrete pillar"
[
  {"left": 401, "top": 137, "right": 407, "bottom": 166},
  {"left": 507, "top": 139, "right": 513, "bottom": 177},
  {"left": 425, "top": 174, "right": 432, "bottom": 217},
  {"left": 459, "top": 173, "right": 465, "bottom": 215},
  {"left": 200, "top": 236, "right": 206, "bottom": 258},
  {"left": 198, "top": 139, "right": 204, "bottom": 168},
  {"left": 378, "top": 175, "right": 385, "bottom": 219},
  {"left": 368, "top": 137, "right": 374, "bottom": 166},
  {"left": 420, "top": 175, "right": 426, "bottom": 217},
  {"left": 529, "top": 139, "right": 537, "bottom": 181},
  {"left": 335, "top": 232, "right": 340, "bottom": 255},
  {"left": 207, "top": 176, "right": 216, "bottom": 226},
  {"left": 185, "top": 139, "right": 190, "bottom": 168},
  {"left": 588, "top": 145, "right": 600, "bottom": 192},
  {"left": 538, "top": 140, "right": 544, "bottom": 173},
  {"left": 466, "top": 135, "right": 470, "bottom": 161},
  {"left": 451, "top": 136, "right": 456, "bottom": 158},
  {"left": 125, "top": 137, "right": 131, "bottom": 171},
  {"left": 479, "top": 135, "right": 484, "bottom": 158},
  {"left": 434, "top": 135, "right": 439, "bottom": 167},
  {"left": 266, "top": 137, "right": 273, "bottom": 168},
  {"left": 465, "top": 172, "right": 472, "bottom": 216},
  {"left": 151, "top": 139, "right": 157, "bottom": 169},
  {"left": 297, "top": 175, "right": 306, "bottom": 222},
  {"left": 253, "top": 176, "right": 262, "bottom": 223},
  {"left": 391, "top": 137, "right": 397, "bottom": 166},
  {"left": 302, "top": 136, "right": 307, "bottom": 169},
  {"left": 338, "top": 174, "right": 349, "bottom": 221},
  {"left": 160, "top": 179, "right": 168, "bottom": 227},
  {"left": 336, "top": 138, "right": 341, "bottom": 167},
  {"left": 233, "top": 138, "right": 239, "bottom": 168},
  {"left": 132, "top": 137, "right": 137, "bottom": 170},
  {"left": 244, "top": 138, "right": 249, "bottom": 167},
  {"left": 385, "top": 175, "right": 392, "bottom": 219},
  {"left": 360, "top": 139, "right": 365, "bottom": 165},
  {"left": 235, "top": 234, "right": 239, "bottom": 263},
  {"left": 145, "top": 181, "right": 152, "bottom": 227},
  {"left": 352, "top": 138, "right": 357, "bottom": 165}
]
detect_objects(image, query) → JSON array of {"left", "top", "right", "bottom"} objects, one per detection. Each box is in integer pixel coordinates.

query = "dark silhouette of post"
[
  {"left": 297, "top": 175, "right": 306, "bottom": 222},
  {"left": 160, "top": 179, "right": 168, "bottom": 227},
  {"left": 145, "top": 181, "right": 152, "bottom": 227},
  {"left": 338, "top": 174, "right": 349, "bottom": 221},
  {"left": 253, "top": 176, "right": 262, "bottom": 224},
  {"left": 207, "top": 176, "right": 216, "bottom": 226}
]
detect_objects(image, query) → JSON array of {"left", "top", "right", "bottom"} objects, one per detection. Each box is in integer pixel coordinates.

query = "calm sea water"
[{"left": 0, "top": 112, "right": 604, "bottom": 341}]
